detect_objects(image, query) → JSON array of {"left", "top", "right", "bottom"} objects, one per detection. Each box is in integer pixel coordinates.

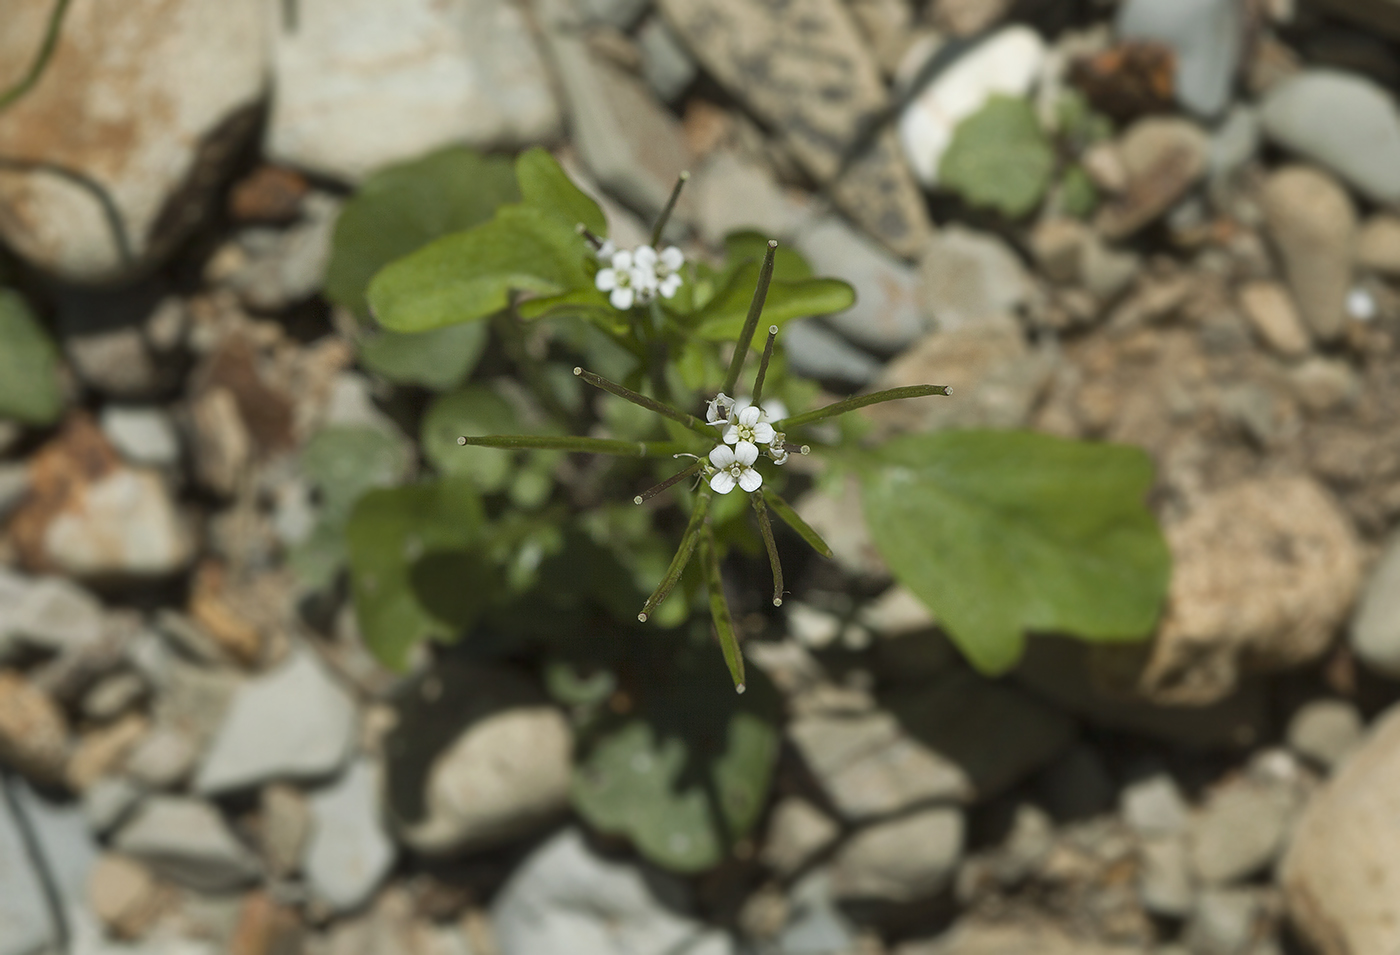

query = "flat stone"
[
  {"left": 194, "top": 649, "right": 357, "bottom": 794},
  {"left": 492, "top": 827, "right": 734, "bottom": 955},
  {"left": 0, "top": 669, "right": 69, "bottom": 784},
  {"left": 0, "top": 568, "right": 103, "bottom": 658},
  {"left": 0, "top": 778, "right": 96, "bottom": 955},
  {"left": 213, "top": 192, "right": 340, "bottom": 312},
  {"left": 829, "top": 808, "right": 964, "bottom": 902},
  {"left": 0, "top": 0, "right": 267, "bottom": 282},
  {"left": 1121, "top": 773, "right": 1190, "bottom": 837},
  {"left": 98, "top": 406, "right": 181, "bottom": 468},
  {"left": 1116, "top": 0, "right": 1243, "bottom": 117},
  {"left": 1260, "top": 69, "right": 1400, "bottom": 204},
  {"left": 1138, "top": 835, "right": 1194, "bottom": 916},
  {"left": 1238, "top": 280, "right": 1312, "bottom": 357},
  {"left": 1188, "top": 780, "right": 1295, "bottom": 884},
  {"left": 637, "top": 15, "right": 698, "bottom": 104},
  {"left": 1183, "top": 888, "right": 1268, "bottom": 955},
  {"left": 781, "top": 319, "right": 885, "bottom": 388},
  {"left": 44, "top": 469, "right": 194, "bottom": 579},
  {"left": 918, "top": 226, "right": 1033, "bottom": 331},
  {"left": 1355, "top": 213, "right": 1400, "bottom": 277},
  {"left": 793, "top": 475, "right": 890, "bottom": 580},
  {"left": 1095, "top": 118, "right": 1209, "bottom": 239},
  {"left": 304, "top": 758, "right": 396, "bottom": 913},
  {"left": 1351, "top": 532, "right": 1400, "bottom": 678},
  {"left": 1287, "top": 699, "right": 1365, "bottom": 771},
  {"left": 690, "top": 152, "right": 814, "bottom": 248},
  {"left": 82, "top": 776, "right": 143, "bottom": 836},
  {"left": 113, "top": 795, "right": 260, "bottom": 892},
  {"left": 778, "top": 870, "right": 859, "bottom": 954},
  {"left": 760, "top": 797, "right": 840, "bottom": 876},
  {"left": 81, "top": 671, "right": 148, "bottom": 723},
  {"left": 259, "top": 783, "right": 310, "bottom": 879},
  {"left": 124, "top": 725, "right": 199, "bottom": 790},
  {"left": 266, "top": 0, "right": 560, "bottom": 182},
  {"left": 1261, "top": 165, "right": 1357, "bottom": 342}
]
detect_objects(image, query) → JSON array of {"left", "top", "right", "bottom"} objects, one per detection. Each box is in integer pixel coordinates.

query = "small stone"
[
  {"left": 1260, "top": 68, "right": 1400, "bottom": 204},
  {"left": 1355, "top": 214, "right": 1400, "bottom": 276},
  {"left": 82, "top": 776, "right": 143, "bottom": 836},
  {"left": 829, "top": 808, "right": 964, "bottom": 903},
  {"left": 217, "top": 193, "right": 340, "bottom": 312},
  {"left": 918, "top": 226, "right": 1032, "bottom": 332},
  {"left": 259, "top": 783, "right": 311, "bottom": 879},
  {"left": 793, "top": 475, "right": 890, "bottom": 580},
  {"left": 0, "top": 778, "right": 97, "bottom": 955},
  {"left": 690, "top": 152, "right": 815, "bottom": 249},
  {"left": 779, "top": 871, "right": 859, "bottom": 954},
  {"left": 113, "top": 795, "right": 261, "bottom": 892},
  {"left": 44, "top": 469, "right": 194, "bottom": 579},
  {"left": 0, "top": 464, "right": 29, "bottom": 525},
  {"left": 0, "top": 669, "right": 69, "bottom": 784},
  {"left": 81, "top": 671, "right": 148, "bottom": 722},
  {"left": 637, "top": 16, "right": 697, "bottom": 104},
  {"left": 228, "top": 165, "right": 309, "bottom": 224},
  {"left": 1351, "top": 532, "right": 1400, "bottom": 678},
  {"left": 1261, "top": 165, "right": 1357, "bottom": 342},
  {"left": 761, "top": 797, "right": 840, "bottom": 876},
  {"left": 1183, "top": 888, "right": 1266, "bottom": 955},
  {"left": 1188, "top": 780, "right": 1295, "bottom": 884},
  {"left": 1209, "top": 104, "right": 1261, "bottom": 181},
  {"left": 1288, "top": 356, "right": 1361, "bottom": 413},
  {"left": 787, "top": 602, "right": 843, "bottom": 650},
  {"left": 304, "top": 758, "right": 396, "bottom": 913},
  {"left": 1138, "top": 836, "right": 1194, "bottom": 916},
  {"left": 1121, "top": 773, "right": 1191, "bottom": 837},
  {"left": 124, "top": 725, "right": 199, "bottom": 790},
  {"left": 1116, "top": 0, "right": 1243, "bottom": 117},
  {"left": 1095, "top": 117, "right": 1210, "bottom": 238},
  {"left": 89, "top": 853, "right": 166, "bottom": 941},
  {"left": 1238, "top": 280, "right": 1311, "bottom": 357},
  {"left": 576, "top": 0, "right": 650, "bottom": 28},
  {"left": 195, "top": 649, "right": 357, "bottom": 794},
  {"left": 1287, "top": 699, "right": 1364, "bottom": 771},
  {"left": 0, "top": 568, "right": 104, "bottom": 658},
  {"left": 848, "top": 0, "right": 923, "bottom": 73},
  {"left": 98, "top": 406, "right": 180, "bottom": 468},
  {"left": 781, "top": 319, "right": 884, "bottom": 388},
  {"left": 67, "top": 714, "right": 149, "bottom": 792}
]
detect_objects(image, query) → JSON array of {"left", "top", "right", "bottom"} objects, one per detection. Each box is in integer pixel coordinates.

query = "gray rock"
[
  {"left": 1289, "top": 356, "right": 1361, "bottom": 413},
  {"left": 918, "top": 227, "right": 1032, "bottom": 332},
  {"left": 1260, "top": 165, "right": 1357, "bottom": 343},
  {"left": 0, "top": 568, "right": 103, "bottom": 658},
  {"left": 194, "top": 649, "right": 357, "bottom": 794},
  {"left": 793, "top": 216, "right": 928, "bottom": 354},
  {"left": 98, "top": 405, "right": 180, "bottom": 468},
  {"left": 1260, "top": 69, "right": 1400, "bottom": 204},
  {"left": 1188, "top": 780, "right": 1295, "bottom": 884},
  {"left": 1288, "top": 699, "right": 1365, "bottom": 771},
  {"left": 0, "top": 0, "right": 267, "bottom": 282},
  {"left": 398, "top": 706, "right": 572, "bottom": 855},
  {"left": 40, "top": 468, "right": 195, "bottom": 579},
  {"left": 761, "top": 797, "right": 841, "bottom": 877},
  {"left": 260, "top": 783, "right": 310, "bottom": 879},
  {"left": 0, "top": 464, "right": 29, "bottom": 526},
  {"left": 1116, "top": 0, "right": 1242, "bottom": 117},
  {"left": 1351, "top": 531, "right": 1400, "bottom": 678},
  {"left": 1183, "top": 888, "right": 1266, "bottom": 955},
  {"left": 637, "top": 15, "right": 697, "bottom": 104},
  {"left": 1209, "top": 105, "right": 1261, "bottom": 181},
  {"left": 1121, "top": 773, "right": 1190, "bottom": 837},
  {"left": 82, "top": 776, "right": 143, "bottom": 836},
  {"left": 1138, "top": 836, "right": 1194, "bottom": 917},
  {"left": 80, "top": 671, "right": 148, "bottom": 722},
  {"left": 0, "top": 777, "right": 97, "bottom": 955},
  {"left": 266, "top": 0, "right": 560, "bottom": 182},
  {"left": 305, "top": 758, "right": 396, "bottom": 913},
  {"left": 65, "top": 326, "right": 163, "bottom": 399},
  {"left": 690, "top": 152, "right": 815, "bottom": 248},
  {"left": 782, "top": 319, "right": 884, "bottom": 388},
  {"left": 113, "top": 795, "right": 260, "bottom": 892},
  {"left": 214, "top": 192, "right": 340, "bottom": 311},
  {"left": 492, "top": 827, "right": 734, "bottom": 955},
  {"left": 829, "top": 807, "right": 964, "bottom": 902},
  {"left": 124, "top": 725, "right": 199, "bottom": 789},
  {"left": 779, "top": 871, "right": 859, "bottom": 955},
  {"left": 577, "top": 0, "right": 651, "bottom": 28}
]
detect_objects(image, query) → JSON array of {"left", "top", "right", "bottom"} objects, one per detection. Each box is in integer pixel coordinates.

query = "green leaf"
[
  {"left": 694, "top": 264, "right": 854, "bottom": 341},
  {"left": 761, "top": 488, "right": 832, "bottom": 558},
  {"left": 939, "top": 96, "right": 1055, "bottom": 219},
  {"left": 572, "top": 638, "right": 781, "bottom": 872},
  {"left": 324, "top": 147, "right": 519, "bottom": 320},
  {"left": 346, "top": 478, "right": 490, "bottom": 671},
  {"left": 722, "top": 231, "right": 813, "bottom": 281},
  {"left": 367, "top": 205, "right": 590, "bottom": 333},
  {"left": 421, "top": 386, "right": 525, "bottom": 491},
  {"left": 516, "top": 146, "right": 607, "bottom": 236},
  {"left": 358, "top": 322, "right": 488, "bottom": 391},
  {"left": 860, "top": 431, "right": 1170, "bottom": 675},
  {"left": 1059, "top": 164, "right": 1099, "bottom": 220},
  {"left": 0, "top": 289, "right": 62, "bottom": 425}
]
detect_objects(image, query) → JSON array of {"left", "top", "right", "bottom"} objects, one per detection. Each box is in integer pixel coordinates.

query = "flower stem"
[
  {"left": 750, "top": 491, "right": 784, "bottom": 607},
  {"left": 761, "top": 487, "right": 833, "bottom": 558},
  {"left": 457, "top": 434, "right": 686, "bottom": 457},
  {"left": 776, "top": 384, "right": 952, "bottom": 431},
  {"left": 722, "top": 240, "right": 778, "bottom": 396},
  {"left": 639, "top": 488, "right": 712, "bottom": 622},
  {"left": 751, "top": 325, "right": 778, "bottom": 407},
  {"left": 650, "top": 170, "right": 690, "bottom": 248},
  {"left": 634, "top": 459, "right": 703, "bottom": 504},
  {"left": 701, "top": 525, "right": 746, "bottom": 693},
  {"left": 576, "top": 223, "right": 606, "bottom": 250},
  {"left": 573, "top": 366, "right": 716, "bottom": 439}
]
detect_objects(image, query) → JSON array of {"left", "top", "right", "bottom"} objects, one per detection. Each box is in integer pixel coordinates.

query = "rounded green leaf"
[
  {"left": 358, "top": 322, "right": 488, "bottom": 392},
  {"left": 516, "top": 146, "right": 607, "bottom": 236},
  {"left": 939, "top": 96, "right": 1055, "bottom": 219},
  {"left": 860, "top": 431, "right": 1170, "bottom": 674},
  {"left": 695, "top": 267, "right": 854, "bottom": 341},
  {"left": 0, "top": 289, "right": 62, "bottom": 425}
]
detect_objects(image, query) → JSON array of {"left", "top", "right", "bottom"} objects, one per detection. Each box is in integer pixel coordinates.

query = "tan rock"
[
  {"left": 1354, "top": 213, "right": 1400, "bottom": 276},
  {"left": 1096, "top": 118, "right": 1209, "bottom": 238},
  {"left": 1238, "top": 281, "right": 1312, "bottom": 357},
  {"left": 0, "top": 669, "right": 69, "bottom": 784},
  {"left": 67, "top": 713, "right": 149, "bottom": 791},
  {"left": 89, "top": 854, "right": 169, "bottom": 941},
  {"left": 1261, "top": 165, "right": 1357, "bottom": 342}
]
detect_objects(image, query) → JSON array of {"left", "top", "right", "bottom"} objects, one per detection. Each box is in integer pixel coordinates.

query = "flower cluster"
[
  {"left": 702, "top": 393, "right": 789, "bottom": 494},
  {"left": 595, "top": 241, "right": 685, "bottom": 310}
]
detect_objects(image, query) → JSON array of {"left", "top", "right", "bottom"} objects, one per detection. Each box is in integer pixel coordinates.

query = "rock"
[
  {"left": 1287, "top": 699, "right": 1364, "bottom": 771},
  {"left": 1121, "top": 772, "right": 1190, "bottom": 837},
  {"left": 1208, "top": 104, "right": 1261, "bottom": 181},
  {"left": 1140, "top": 476, "right": 1362, "bottom": 704},
  {"left": 538, "top": 0, "right": 693, "bottom": 224},
  {"left": 793, "top": 475, "right": 890, "bottom": 580},
  {"left": 637, "top": 16, "right": 697, "bottom": 104},
  {"left": 0, "top": 669, "right": 69, "bottom": 784},
  {"left": 781, "top": 319, "right": 884, "bottom": 388},
  {"left": 794, "top": 217, "right": 928, "bottom": 354},
  {"left": 82, "top": 776, "right": 143, "bottom": 836},
  {"left": 1351, "top": 532, "right": 1400, "bottom": 677},
  {"left": 194, "top": 649, "right": 356, "bottom": 794},
  {"left": 1260, "top": 69, "right": 1400, "bottom": 204},
  {"left": 1183, "top": 888, "right": 1268, "bottom": 955},
  {"left": 576, "top": 0, "right": 650, "bottom": 28},
  {"left": 1237, "top": 281, "right": 1311, "bottom": 357},
  {"left": 66, "top": 714, "right": 148, "bottom": 792},
  {"left": 829, "top": 807, "right": 964, "bottom": 902},
  {"left": 1356, "top": 214, "right": 1400, "bottom": 277},
  {"left": 1115, "top": 0, "right": 1243, "bottom": 117},
  {"left": 492, "top": 827, "right": 734, "bottom": 955},
  {"left": 81, "top": 671, "right": 148, "bottom": 722},
  {"left": 1260, "top": 165, "right": 1357, "bottom": 342},
  {"left": 1138, "top": 836, "right": 1194, "bottom": 917},
  {"left": 862, "top": 323, "right": 1057, "bottom": 435},
  {"left": 124, "top": 725, "right": 199, "bottom": 790},
  {"left": 918, "top": 227, "right": 1033, "bottom": 331},
  {"left": 1095, "top": 118, "right": 1209, "bottom": 238},
  {"left": 660, "top": 0, "right": 931, "bottom": 256},
  {"left": 98, "top": 406, "right": 181, "bottom": 468},
  {"left": 1188, "top": 779, "right": 1295, "bottom": 884},
  {"left": 1288, "top": 356, "right": 1361, "bottom": 413},
  {"left": 89, "top": 854, "right": 166, "bottom": 941},
  {"left": 690, "top": 152, "right": 815, "bottom": 248},
  {"left": 786, "top": 602, "right": 844, "bottom": 651},
  {"left": 65, "top": 327, "right": 164, "bottom": 400},
  {"left": 113, "top": 795, "right": 261, "bottom": 892},
  {"left": 0, "top": 464, "right": 29, "bottom": 526},
  {"left": 760, "top": 797, "right": 841, "bottom": 876},
  {"left": 0, "top": 568, "right": 103, "bottom": 659},
  {"left": 0, "top": 0, "right": 266, "bottom": 282},
  {"left": 305, "top": 758, "right": 396, "bottom": 914},
  {"left": 898, "top": 26, "right": 1047, "bottom": 188},
  {"left": 777, "top": 870, "right": 859, "bottom": 954},
  {"left": 848, "top": 0, "right": 924, "bottom": 74},
  {"left": 265, "top": 0, "right": 559, "bottom": 182},
  {"left": 398, "top": 706, "right": 572, "bottom": 855},
  {"left": 259, "top": 783, "right": 311, "bottom": 879},
  {"left": 1282, "top": 702, "right": 1400, "bottom": 955},
  {"left": 896, "top": 920, "right": 1145, "bottom": 955},
  {"left": 211, "top": 192, "right": 339, "bottom": 312},
  {"left": 0, "top": 777, "right": 97, "bottom": 955}
]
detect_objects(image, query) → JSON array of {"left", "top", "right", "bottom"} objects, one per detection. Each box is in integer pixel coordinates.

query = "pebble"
[
  {"left": 113, "top": 795, "right": 261, "bottom": 892},
  {"left": 266, "top": 0, "right": 560, "bottom": 182},
  {"left": 1260, "top": 68, "right": 1400, "bottom": 204},
  {"left": 1208, "top": 104, "right": 1261, "bottom": 181},
  {"left": 1355, "top": 214, "right": 1400, "bottom": 277},
  {"left": 1095, "top": 117, "right": 1210, "bottom": 238},
  {"left": 1351, "top": 531, "right": 1400, "bottom": 678},
  {"left": 82, "top": 776, "right": 144, "bottom": 836},
  {"left": 259, "top": 783, "right": 311, "bottom": 879},
  {"left": 124, "top": 725, "right": 200, "bottom": 790},
  {"left": 1288, "top": 356, "right": 1361, "bottom": 413},
  {"left": 1121, "top": 773, "right": 1191, "bottom": 838},
  {"left": 0, "top": 669, "right": 70, "bottom": 784},
  {"left": 66, "top": 714, "right": 148, "bottom": 793},
  {"left": 793, "top": 474, "right": 890, "bottom": 580},
  {"left": 194, "top": 649, "right": 357, "bottom": 795},
  {"left": 829, "top": 807, "right": 964, "bottom": 903},
  {"left": 491, "top": 827, "right": 734, "bottom": 955},
  {"left": 918, "top": 226, "right": 1033, "bottom": 332},
  {"left": 690, "top": 152, "right": 815, "bottom": 248},
  {"left": 637, "top": 15, "right": 698, "bottom": 104},
  {"left": 1138, "top": 835, "right": 1195, "bottom": 917},
  {"left": 81, "top": 671, "right": 149, "bottom": 722},
  {"left": 760, "top": 797, "right": 841, "bottom": 877},
  {"left": 576, "top": 0, "right": 651, "bottom": 28},
  {"left": 98, "top": 406, "right": 181, "bottom": 469},
  {"left": 89, "top": 853, "right": 166, "bottom": 941},
  {"left": 781, "top": 319, "right": 885, "bottom": 388},
  {"left": 778, "top": 870, "right": 859, "bottom": 954},
  {"left": 1115, "top": 0, "right": 1243, "bottom": 117},
  {"left": 794, "top": 216, "right": 928, "bottom": 354},
  {"left": 44, "top": 468, "right": 195, "bottom": 579},
  {"left": 0, "top": 464, "right": 29, "bottom": 526},
  {"left": 213, "top": 193, "right": 340, "bottom": 312},
  {"left": 1287, "top": 699, "right": 1365, "bottom": 771},
  {"left": 398, "top": 706, "right": 573, "bottom": 855},
  {"left": 898, "top": 26, "right": 1047, "bottom": 187},
  {"left": 1261, "top": 165, "right": 1357, "bottom": 342},
  {"left": 305, "top": 758, "right": 396, "bottom": 914},
  {"left": 897, "top": 920, "right": 1146, "bottom": 955},
  {"left": 1183, "top": 888, "right": 1266, "bottom": 955},
  {"left": 1188, "top": 780, "right": 1295, "bottom": 884},
  {"left": 0, "top": 0, "right": 267, "bottom": 282},
  {"left": 1237, "top": 280, "right": 1312, "bottom": 357},
  {"left": 0, "top": 568, "right": 104, "bottom": 659}
]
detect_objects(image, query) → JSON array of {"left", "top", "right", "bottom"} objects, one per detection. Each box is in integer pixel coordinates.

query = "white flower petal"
[
  {"left": 770, "top": 448, "right": 789, "bottom": 465},
  {"left": 633, "top": 245, "right": 657, "bottom": 270},
  {"left": 710, "top": 470, "right": 737, "bottom": 494},
  {"left": 596, "top": 268, "right": 617, "bottom": 292},
  {"left": 611, "top": 249, "right": 633, "bottom": 270},
  {"left": 597, "top": 239, "right": 616, "bottom": 262},
  {"left": 709, "top": 444, "right": 736, "bottom": 468},
  {"left": 752, "top": 421, "right": 775, "bottom": 444},
  {"left": 739, "top": 405, "right": 762, "bottom": 428},
  {"left": 610, "top": 286, "right": 634, "bottom": 310},
  {"left": 660, "top": 274, "right": 682, "bottom": 298},
  {"left": 706, "top": 393, "right": 733, "bottom": 425},
  {"left": 762, "top": 399, "right": 788, "bottom": 421},
  {"left": 631, "top": 266, "right": 658, "bottom": 291},
  {"left": 659, "top": 246, "right": 684, "bottom": 271},
  {"left": 723, "top": 424, "right": 740, "bottom": 445},
  {"left": 738, "top": 467, "right": 762, "bottom": 493},
  {"left": 735, "top": 441, "right": 759, "bottom": 466}
]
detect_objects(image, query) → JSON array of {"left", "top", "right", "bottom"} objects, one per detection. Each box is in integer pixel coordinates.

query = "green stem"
[
  {"left": 701, "top": 525, "right": 746, "bottom": 693},
  {"left": 457, "top": 434, "right": 686, "bottom": 457},
  {"left": 0, "top": 0, "right": 71, "bottom": 113},
  {"left": 721, "top": 241, "right": 778, "bottom": 396},
  {"left": 573, "top": 366, "right": 716, "bottom": 439},
  {"left": 761, "top": 487, "right": 833, "bottom": 558},
  {"left": 634, "top": 459, "right": 703, "bottom": 504},
  {"left": 750, "top": 325, "right": 778, "bottom": 406},
  {"left": 650, "top": 171, "right": 690, "bottom": 247},
  {"left": 777, "top": 384, "right": 952, "bottom": 431},
  {"left": 640, "top": 488, "right": 712, "bottom": 622},
  {"left": 750, "top": 491, "right": 784, "bottom": 607}
]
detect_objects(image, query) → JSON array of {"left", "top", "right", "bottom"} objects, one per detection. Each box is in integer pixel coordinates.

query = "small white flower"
[
  {"left": 767, "top": 430, "right": 789, "bottom": 465},
  {"left": 709, "top": 442, "right": 762, "bottom": 494},
  {"left": 596, "top": 249, "right": 639, "bottom": 310},
  {"left": 724, "top": 403, "right": 776, "bottom": 447},
  {"left": 705, "top": 392, "right": 736, "bottom": 426},
  {"left": 656, "top": 246, "right": 685, "bottom": 299},
  {"left": 595, "top": 239, "right": 617, "bottom": 262}
]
